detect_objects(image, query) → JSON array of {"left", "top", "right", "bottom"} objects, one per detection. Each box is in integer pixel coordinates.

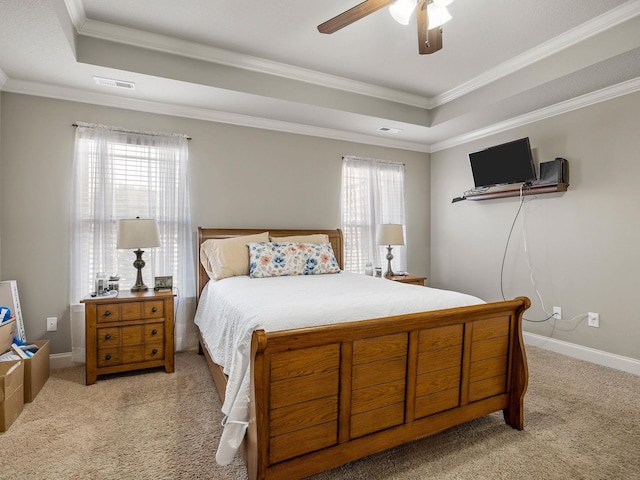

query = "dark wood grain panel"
[
  {"left": 469, "top": 375, "right": 507, "bottom": 402},
  {"left": 470, "top": 355, "right": 508, "bottom": 383},
  {"left": 351, "top": 379, "right": 406, "bottom": 415},
  {"left": 418, "top": 324, "right": 463, "bottom": 351},
  {"left": 269, "top": 421, "right": 337, "bottom": 464},
  {"left": 472, "top": 316, "right": 510, "bottom": 341},
  {"left": 415, "top": 388, "right": 460, "bottom": 418},
  {"left": 271, "top": 344, "right": 340, "bottom": 381},
  {"left": 350, "top": 402, "right": 405, "bottom": 438},
  {"left": 471, "top": 336, "right": 509, "bottom": 362},
  {"left": 271, "top": 370, "right": 339, "bottom": 409},
  {"left": 270, "top": 396, "right": 338, "bottom": 438},
  {"left": 353, "top": 333, "right": 408, "bottom": 364},
  {"left": 352, "top": 356, "right": 406, "bottom": 390},
  {"left": 417, "top": 344, "right": 463, "bottom": 374},
  {"left": 416, "top": 366, "right": 460, "bottom": 397}
]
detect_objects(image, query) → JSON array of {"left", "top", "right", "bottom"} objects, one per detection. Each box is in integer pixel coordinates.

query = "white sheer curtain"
[
  {"left": 341, "top": 156, "right": 407, "bottom": 274},
  {"left": 70, "top": 122, "right": 196, "bottom": 351}
]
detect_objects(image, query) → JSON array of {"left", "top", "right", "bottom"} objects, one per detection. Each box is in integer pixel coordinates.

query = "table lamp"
[
  {"left": 377, "top": 224, "right": 405, "bottom": 278},
  {"left": 117, "top": 217, "right": 160, "bottom": 291}
]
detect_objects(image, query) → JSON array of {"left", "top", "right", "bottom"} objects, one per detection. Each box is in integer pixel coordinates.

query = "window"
[
  {"left": 71, "top": 123, "right": 195, "bottom": 350},
  {"left": 341, "top": 156, "right": 406, "bottom": 274}
]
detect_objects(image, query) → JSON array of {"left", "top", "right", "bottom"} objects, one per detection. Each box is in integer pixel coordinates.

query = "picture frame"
[{"left": 154, "top": 275, "right": 173, "bottom": 291}]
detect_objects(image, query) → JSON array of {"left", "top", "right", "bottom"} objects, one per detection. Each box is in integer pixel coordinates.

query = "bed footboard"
[{"left": 246, "top": 297, "right": 530, "bottom": 480}]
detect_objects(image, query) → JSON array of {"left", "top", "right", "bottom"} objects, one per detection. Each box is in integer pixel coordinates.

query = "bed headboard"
[{"left": 197, "top": 227, "right": 344, "bottom": 299}]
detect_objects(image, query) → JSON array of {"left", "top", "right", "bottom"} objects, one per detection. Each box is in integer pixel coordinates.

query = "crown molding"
[
  {"left": 63, "top": 0, "right": 86, "bottom": 29},
  {"left": 429, "top": 0, "right": 640, "bottom": 108},
  {"left": 2, "top": 78, "right": 430, "bottom": 153},
  {"left": 430, "top": 76, "right": 640, "bottom": 152}
]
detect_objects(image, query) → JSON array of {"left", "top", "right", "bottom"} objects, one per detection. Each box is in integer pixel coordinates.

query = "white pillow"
[
  {"left": 269, "top": 234, "right": 329, "bottom": 244},
  {"left": 247, "top": 242, "right": 340, "bottom": 278},
  {"left": 200, "top": 232, "right": 269, "bottom": 280}
]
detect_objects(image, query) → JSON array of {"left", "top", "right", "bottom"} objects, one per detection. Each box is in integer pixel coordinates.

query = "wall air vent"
[
  {"left": 93, "top": 76, "right": 135, "bottom": 90},
  {"left": 377, "top": 126, "right": 402, "bottom": 134}
]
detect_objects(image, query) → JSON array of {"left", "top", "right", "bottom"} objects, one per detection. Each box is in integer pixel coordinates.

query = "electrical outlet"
[
  {"left": 46, "top": 316, "right": 57, "bottom": 332},
  {"left": 553, "top": 306, "right": 562, "bottom": 320},
  {"left": 588, "top": 312, "right": 600, "bottom": 328}
]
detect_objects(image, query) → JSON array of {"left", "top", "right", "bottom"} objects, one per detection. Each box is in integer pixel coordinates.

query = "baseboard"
[
  {"left": 50, "top": 352, "right": 79, "bottom": 370},
  {"left": 523, "top": 332, "right": 640, "bottom": 376}
]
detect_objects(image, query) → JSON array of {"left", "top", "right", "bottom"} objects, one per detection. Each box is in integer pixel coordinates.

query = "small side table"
[
  {"left": 82, "top": 289, "right": 175, "bottom": 385},
  {"left": 386, "top": 274, "right": 426, "bottom": 286}
]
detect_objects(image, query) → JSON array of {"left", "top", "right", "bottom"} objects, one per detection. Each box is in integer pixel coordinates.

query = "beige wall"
[
  {"left": 431, "top": 90, "right": 640, "bottom": 360},
  {"left": 0, "top": 92, "right": 430, "bottom": 354},
  {"left": 0, "top": 93, "right": 2, "bottom": 274}
]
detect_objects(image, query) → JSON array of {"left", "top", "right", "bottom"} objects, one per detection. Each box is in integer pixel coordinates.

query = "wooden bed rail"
[{"left": 247, "top": 297, "right": 530, "bottom": 480}]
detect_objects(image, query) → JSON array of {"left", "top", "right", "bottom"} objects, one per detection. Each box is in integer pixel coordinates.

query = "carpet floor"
[{"left": 1, "top": 346, "right": 638, "bottom": 479}]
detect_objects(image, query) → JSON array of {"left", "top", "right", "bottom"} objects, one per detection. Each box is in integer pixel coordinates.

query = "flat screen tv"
[{"left": 468, "top": 137, "right": 536, "bottom": 189}]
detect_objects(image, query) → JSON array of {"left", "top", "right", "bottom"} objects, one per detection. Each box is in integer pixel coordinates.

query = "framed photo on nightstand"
[{"left": 154, "top": 275, "right": 173, "bottom": 291}]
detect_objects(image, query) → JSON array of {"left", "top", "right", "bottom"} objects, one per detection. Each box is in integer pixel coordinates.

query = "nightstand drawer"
[
  {"left": 121, "top": 325, "right": 144, "bottom": 345},
  {"left": 98, "top": 349, "right": 121, "bottom": 367},
  {"left": 122, "top": 345, "right": 145, "bottom": 364},
  {"left": 145, "top": 343, "right": 164, "bottom": 361},
  {"left": 145, "top": 323, "right": 164, "bottom": 342},
  {"left": 96, "top": 304, "right": 120, "bottom": 323},
  {"left": 98, "top": 328, "right": 121, "bottom": 347},
  {"left": 144, "top": 301, "right": 164, "bottom": 318}
]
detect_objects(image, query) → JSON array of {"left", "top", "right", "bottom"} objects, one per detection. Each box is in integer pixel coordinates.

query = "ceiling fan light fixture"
[
  {"left": 427, "top": 4, "right": 452, "bottom": 29},
  {"left": 389, "top": 0, "right": 417, "bottom": 26}
]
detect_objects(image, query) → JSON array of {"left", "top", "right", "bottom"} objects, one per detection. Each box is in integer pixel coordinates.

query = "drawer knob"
[
  {"left": 105, "top": 334, "right": 112, "bottom": 340},
  {"left": 105, "top": 354, "right": 111, "bottom": 361},
  {"left": 104, "top": 310, "right": 111, "bottom": 317},
  {"left": 151, "top": 329, "right": 158, "bottom": 335},
  {"left": 151, "top": 307, "right": 158, "bottom": 313},
  {"left": 152, "top": 348, "right": 158, "bottom": 355}
]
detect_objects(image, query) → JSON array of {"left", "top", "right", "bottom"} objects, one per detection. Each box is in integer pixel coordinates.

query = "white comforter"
[{"left": 194, "top": 272, "right": 484, "bottom": 465}]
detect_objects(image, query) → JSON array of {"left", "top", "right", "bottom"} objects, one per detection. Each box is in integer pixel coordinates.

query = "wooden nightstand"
[
  {"left": 82, "top": 289, "right": 175, "bottom": 385},
  {"left": 386, "top": 274, "right": 426, "bottom": 286}
]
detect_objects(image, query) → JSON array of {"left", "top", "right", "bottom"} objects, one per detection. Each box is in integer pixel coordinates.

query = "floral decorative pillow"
[{"left": 247, "top": 242, "right": 340, "bottom": 278}]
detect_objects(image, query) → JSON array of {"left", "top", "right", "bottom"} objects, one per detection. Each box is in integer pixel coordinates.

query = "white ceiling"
[{"left": 1, "top": 0, "right": 640, "bottom": 152}]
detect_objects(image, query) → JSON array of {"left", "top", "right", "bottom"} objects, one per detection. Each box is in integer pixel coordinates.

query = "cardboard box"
[
  {"left": 0, "top": 319, "right": 16, "bottom": 354},
  {"left": 23, "top": 340, "right": 50, "bottom": 403},
  {"left": 0, "top": 360, "right": 24, "bottom": 432},
  {"left": 0, "top": 280, "right": 26, "bottom": 342}
]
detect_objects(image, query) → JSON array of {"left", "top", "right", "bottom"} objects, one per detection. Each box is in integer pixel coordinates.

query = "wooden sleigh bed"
[{"left": 196, "top": 227, "right": 530, "bottom": 480}]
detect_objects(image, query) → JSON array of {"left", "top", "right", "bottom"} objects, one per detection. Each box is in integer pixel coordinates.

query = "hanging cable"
[{"left": 500, "top": 184, "right": 555, "bottom": 323}]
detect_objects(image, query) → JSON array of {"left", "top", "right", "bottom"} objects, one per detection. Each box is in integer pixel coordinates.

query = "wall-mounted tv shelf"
[{"left": 465, "top": 183, "right": 569, "bottom": 201}]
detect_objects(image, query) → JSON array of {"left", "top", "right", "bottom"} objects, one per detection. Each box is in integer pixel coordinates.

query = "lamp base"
[
  {"left": 130, "top": 248, "right": 149, "bottom": 292},
  {"left": 384, "top": 245, "right": 395, "bottom": 278},
  {"left": 130, "top": 284, "right": 149, "bottom": 292}
]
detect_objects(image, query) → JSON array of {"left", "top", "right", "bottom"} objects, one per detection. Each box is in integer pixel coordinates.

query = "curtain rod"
[{"left": 72, "top": 123, "right": 191, "bottom": 140}]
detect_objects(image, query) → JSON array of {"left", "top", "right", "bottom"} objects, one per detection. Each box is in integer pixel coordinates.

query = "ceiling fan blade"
[
  {"left": 318, "top": 0, "right": 395, "bottom": 34},
  {"left": 417, "top": 0, "right": 443, "bottom": 54}
]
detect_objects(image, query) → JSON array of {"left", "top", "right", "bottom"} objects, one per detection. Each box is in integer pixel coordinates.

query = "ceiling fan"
[{"left": 318, "top": 0, "right": 453, "bottom": 55}]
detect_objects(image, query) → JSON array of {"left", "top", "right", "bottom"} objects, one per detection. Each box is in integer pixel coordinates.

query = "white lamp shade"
[
  {"left": 427, "top": 4, "right": 452, "bottom": 29},
  {"left": 377, "top": 224, "right": 405, "bottom": 246},
  {"left": 389, "top": 0, "right": 417, "bottom": 26},
  {"left": 117, "top": 218, "right": 160, "bottom": 249}
]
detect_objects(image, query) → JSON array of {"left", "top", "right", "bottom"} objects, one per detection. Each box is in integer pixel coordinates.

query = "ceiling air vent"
[
  {"left": 93, "top": 76, "right": 135, "bottom": 90},
  {"left": 377, "top": 126, "right": 402, "bottom": 134}
]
